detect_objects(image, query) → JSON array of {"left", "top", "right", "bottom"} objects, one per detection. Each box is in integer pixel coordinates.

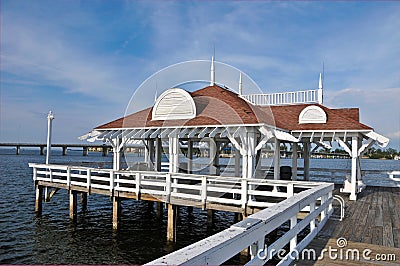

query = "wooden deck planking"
[{"left": 294, "top": 186, "right": 400, "bottom": 265}]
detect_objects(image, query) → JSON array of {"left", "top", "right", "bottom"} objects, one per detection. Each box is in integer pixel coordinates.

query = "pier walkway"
[{"left": 293, "top": 186, "right": 400, "bottom": 265}]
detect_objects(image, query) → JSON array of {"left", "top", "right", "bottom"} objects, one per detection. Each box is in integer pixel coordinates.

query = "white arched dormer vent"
[
  {"left": 152, "top": 88, "right": 196, "bottom": 121},
  {"left": 299, "top": 105, "right": 327, "bottom": 124}
]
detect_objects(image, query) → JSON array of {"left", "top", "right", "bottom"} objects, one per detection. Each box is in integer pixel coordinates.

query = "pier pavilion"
[{"left": 80, "top": 75, "right": 389, "bottom": 201}]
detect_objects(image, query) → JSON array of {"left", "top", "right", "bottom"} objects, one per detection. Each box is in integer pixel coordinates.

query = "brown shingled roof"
[
  {"left": 95, "top": 85, "right": 275, "bottom": 129},
  {"left": 95, "top": 85, "right": 373, "bottom": 132},
  {"left": 268, "top": 104, "right": 372, "bottom": 131}
]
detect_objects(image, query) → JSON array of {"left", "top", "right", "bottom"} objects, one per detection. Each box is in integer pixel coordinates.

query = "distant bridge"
[{"left": 0, "top": 143, "right": 112, "bottom": 156}]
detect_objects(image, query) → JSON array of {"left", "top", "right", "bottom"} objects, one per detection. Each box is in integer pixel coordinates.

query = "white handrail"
[
  {"left": 146, "top": 183, "right": 334, "bottom": 266},
  {"left": 28, "top": 163, "right": 330, "bottom": 208}
]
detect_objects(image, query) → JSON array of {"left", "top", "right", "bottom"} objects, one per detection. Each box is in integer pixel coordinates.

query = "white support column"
[
  {"left": 350, "top": 136, "right": 358, "bottom": 201},
  {"left": 247, "top": 131, "right": 257, "bottom": 179},
  {"left": 209, "top": 139, "right": 217, "bottom": 175},
  {"left": 303, "top": 142, "right": 310, "bottom": 181},
  {"left": 169, "top": 136, "right": 179, "bottom": 173},
  {"left": 113, "top": 138, "right": 122, "bottom": 171},
  {"left": 235, "top": 148, "right": 240, "bottom": 177},
  {"left": 274, "top": 138, "right": 280, "bottom": 180},
  {"left": 292, "top": 143, "right": 298, "bottom": 181},
  {"left": 144, "top": 140, "right": 149, "bottom": 165},
  {"left": 241, "top": 153, "right": 248, "bottom": 179}
]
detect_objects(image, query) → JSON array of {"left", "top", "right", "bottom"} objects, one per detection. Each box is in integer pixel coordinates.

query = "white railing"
[
  {"left": 241, "top": 89, "right": 320, "bottom": 106},
  {"left": 146, "top": 182, "right": 334, "bottom": 266},
  {"left": 29, "top": 163, "right": 330, "bottom": 209},
  {"left": 388, "top": 171, "right": 400, "bottom": 181}
]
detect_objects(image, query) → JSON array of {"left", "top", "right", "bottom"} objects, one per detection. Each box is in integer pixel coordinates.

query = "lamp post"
[
  {"left": 46, "top": 111, "right": 54, "bottom": 164},
  {"left": 44, "top": 111, "right": 54, "bottom": 202}
]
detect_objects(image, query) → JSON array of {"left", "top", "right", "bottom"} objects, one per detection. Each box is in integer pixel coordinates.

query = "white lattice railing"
[
  {"left": 29, "top": 163, "right": 330, "bottom": 209},
  {"left": 241, "top": 89, "right": 322, "bottom": 106}
]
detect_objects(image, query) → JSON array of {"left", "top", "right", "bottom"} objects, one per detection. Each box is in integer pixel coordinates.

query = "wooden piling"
[
  {"left": 167, "top": 204, "right": 178, "bottom": 242},
  {"left": 69, "top": 190, "right": 78, "bottom": 222},
  {"left": 234, "top": 212, "right": 242, "bottom": 222},
  {"left": 44, "top": 186, "right": 50, "bottom": 202},
  {"left": 81, "top": 192, "right": 87, "bottom": 211},
  {"left": 112, "top": 196, "right": 121, "bottom": 230},
  {"left": 155, "top": 202, "right": 163, "bottom": 219},
  {"left": 207, "top": 209, "right": 214, "bottom": 227},
  {"left": 35, "top": 185, "right": 43, "bottom": 216}
]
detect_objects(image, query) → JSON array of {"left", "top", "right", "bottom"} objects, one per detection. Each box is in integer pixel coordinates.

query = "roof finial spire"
[
  {"left": 210, "top": 55, "right": 215, "bottom": 86},
  {"left": 318, "top": 72, "right": 323, "bottom": 104},
  {"left": 238, "top": 72, "right": 243, "bottom": 95},
  {"left": 318, "top": 72, "right": 323, "bottom": 90},
  {"left": 154, "top": 82, "right": 158, "bottom": 103}
]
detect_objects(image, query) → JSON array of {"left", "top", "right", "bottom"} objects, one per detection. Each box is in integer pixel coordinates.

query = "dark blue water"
[
  {"left": 0, "top": 148, "right": 398, "bottom": 264},
  {"left": 0, "top": 149, "right": 237, "bottom": 264}
]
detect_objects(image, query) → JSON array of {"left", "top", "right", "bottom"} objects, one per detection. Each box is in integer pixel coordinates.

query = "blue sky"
[{"left": 1, "top": 1, "right": 399, "bottom": 149}]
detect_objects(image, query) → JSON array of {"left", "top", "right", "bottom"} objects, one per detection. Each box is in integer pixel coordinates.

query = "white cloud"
[{"left": 387, "top": 131, "right": 400, "bottom": 139}]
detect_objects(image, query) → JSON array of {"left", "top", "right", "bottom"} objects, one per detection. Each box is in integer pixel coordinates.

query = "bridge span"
[{"left": 0, "top": 142, "right": 112, "bottom": 156}]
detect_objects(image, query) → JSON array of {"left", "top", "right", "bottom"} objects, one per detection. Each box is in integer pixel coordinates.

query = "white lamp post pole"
[
  {"left": 44, "top": 111, "right": 54, "bottom": 202},
  {"left": 46, "top": 111, "right": 54, "bottom": 164}
]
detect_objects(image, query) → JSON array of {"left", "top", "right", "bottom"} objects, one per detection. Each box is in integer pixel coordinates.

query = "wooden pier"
[{"left": 29, "top": 163, "right": 334, "bottom": 247}]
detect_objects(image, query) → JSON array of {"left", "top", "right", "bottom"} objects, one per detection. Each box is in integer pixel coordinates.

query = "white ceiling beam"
[
  {"left": 310, "top": 131, "right": 315, "bottom": 142},
  {"left": 160, "top": 128, "right": 173, "bottom": 138},
  {"left": 219, "top": 128, "right": 229, "bottom": 138},
  {"left": 319, "top": 132, "right": 325, "bottom": 142},
  {"left": 142, "top": 128, "right": 156, "bottom": 139},
  {"left": 150, "top": 128, "right": 161, "bottom": 138},
  {"left": 188, "top": 128, "right": 200, "bottom": 138},
  {"left": 198, "top": 127, "right": 210, "bottom": 138},
  {"left": 209, "top": 127, "right": 223, "bottom": 138},
  {"left": 168, "top": 128, "right": 180, "bottom": 138},
  {"left": 110, "top": 130, "right": 123, "bottom": 139},
  {"left": 123, "top": 129, "right": 139, "bottom": 139},
  {"left": 133, "top": 129, "right": 145, "bottom": 138},
  {"left": 178, "top": 128, "right": 191, "bottom": 138}
]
